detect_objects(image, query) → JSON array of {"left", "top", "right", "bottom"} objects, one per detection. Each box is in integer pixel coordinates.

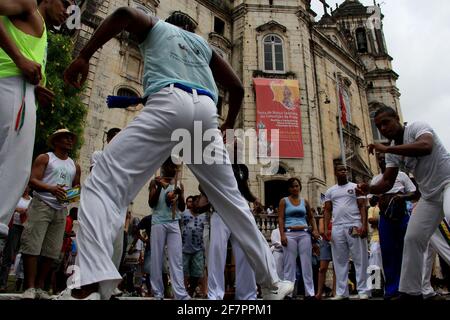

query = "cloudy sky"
[{"left": 311, "top": 0, "right": 450, "bottom": 150}]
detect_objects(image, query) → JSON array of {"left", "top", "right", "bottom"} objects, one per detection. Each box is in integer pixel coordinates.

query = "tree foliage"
[{"left": 34, "top": 32, "right": 87, "bottom": 159}]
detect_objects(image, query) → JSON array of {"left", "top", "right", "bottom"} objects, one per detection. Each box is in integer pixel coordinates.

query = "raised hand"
[{"left": 64, "top": 57, "right": 89, "bottom": 89}]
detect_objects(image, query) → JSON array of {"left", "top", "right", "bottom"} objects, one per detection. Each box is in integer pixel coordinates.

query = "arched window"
[
  {"left": 355, "top": 28, "right": 368, "bottom": 53},
  {"left": 117, "top": 87, "right": 139, "bottom": 98},
  {"left": 263, "top": 35, "right": 284, "bottom": 72},
  {"left": 116, "top": 87, "right": 142, "bottom": 111}
]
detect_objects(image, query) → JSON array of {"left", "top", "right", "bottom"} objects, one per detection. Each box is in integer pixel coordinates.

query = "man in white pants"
[
  {"left": 208, "top": 154, "right": 260, "bottom": 300},
  {"left": 149, "top": 158, "right": 189, "bottom": 300},
  {"left": 0, "top": 0, "right": 71, "bottom": 237},
  {"left": 324, "top": 164, "right": 370, "bottom": 300},
  {"left": 422, "top": 218, "right": 450, "bottom": 300},
  {"left": 360, "top": 104, "right": 450, "bottom": 299},
  {"left": 61, "top": 8, "right": 292, "bottom": 300},
  {"left": 89, "top": 127, "right": 123, "bottom": 270},
  {"left": 208, "top": 212, "right": 258, "bottom": 300},
  {"left": 270, "top": 228, "right": 284, "bottom": 280}
]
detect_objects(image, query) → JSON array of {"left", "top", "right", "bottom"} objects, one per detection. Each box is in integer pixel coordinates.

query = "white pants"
[
  {"left": 422, "top": 218, "right": 450, "bottom": 297},
  {"left": 331, "top": 224, "right": 370, "bottom": 297},
  {"left": 208, "top": 213, "right": 257, "bottom": 300},
  {"left": 0, "top": 77, "right": 36, "bottom": 232},
  {"left": 369, "top": 241, "right": 383, "bottom": 272},
  {"left": 399, "top": 183, "right": 450, "bottom": 295},
  {"left": 272, "top": 248, "right": 284, "bottom": 280},
  {"left": 111, "top": 224, "right": 124, "bottom": 270},
  {"left": 282, "top": 231, "right": 315, "bottom": 297},
  {"left": 151, "top": 221, "right": 189, "bottom": 300},
  {"left": 75, "top": 87, "right": 279, "bottom": 299}
]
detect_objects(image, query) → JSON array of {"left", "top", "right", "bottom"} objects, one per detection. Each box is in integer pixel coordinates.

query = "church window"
[
  {"left": 355, "top": 28, "right": 368, "bottom": 53},
  {"left": 214, "top": 17, "right": 225, "bottom": 35},
  {"left": 263, "top": 35, "right": 284, "bottom": 73}
]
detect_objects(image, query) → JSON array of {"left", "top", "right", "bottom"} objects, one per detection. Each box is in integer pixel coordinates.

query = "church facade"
[{"left": 73, "top": 0, "right": 402, "bottom": 216}]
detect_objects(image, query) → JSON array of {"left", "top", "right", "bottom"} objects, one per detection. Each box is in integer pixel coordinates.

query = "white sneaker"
[
  {"left": 53, "top": 288, "right": 101, "bottom": 300},
  {"left": 22, "top": 288, "right": 37, "bottom": 300},
  {"left": 262, "top": 281, "right": 294, "bottom": 300},
  {"left": 36, "top": 289, "right": 51, "bottom": 300},
  {"left": 359, "top": 293, "right": 370, "bottom": 300},
  {"left": 0, "top": 223, "right": 8, "bottom": 238}
]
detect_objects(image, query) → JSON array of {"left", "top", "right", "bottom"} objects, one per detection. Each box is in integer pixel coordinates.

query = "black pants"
[{"left": 0, "top": 225, "right": 24, "bottom": 288}]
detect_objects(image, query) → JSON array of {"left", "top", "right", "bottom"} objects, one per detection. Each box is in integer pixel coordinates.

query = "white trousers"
[
  {"left": 369, "top": 241, "right": 383, "bottom": 272},
  {"left": 399, "top": 183, "right": 450, "bottom": 295},
  {"left": 272, "top": 249, "right": 284, "bottom": 280},
  {"left": 151, "top": 221, "right": 189, "bottom": 300},
  {"left": 282, "top": 231, "right": 315, "bottom": 297},
  {"left": 331, "top": 224, "right": 370, "bottom": 297},
  {"left": 75, "top": 87, "right": 279, "bottom": 299},
  {"left": 208, "top": 213, "right": 257, "bottom": 300},
  {"left": 422, "top": 218, "right": 450, "bottom": 297},
  {"left": 0, "top": 76, "right": 36, "bottom": 232}
]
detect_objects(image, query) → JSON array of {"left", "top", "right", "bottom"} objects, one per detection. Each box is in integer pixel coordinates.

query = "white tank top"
[{"left": 35, "top": 152, "right": 76, "bottom": 210}]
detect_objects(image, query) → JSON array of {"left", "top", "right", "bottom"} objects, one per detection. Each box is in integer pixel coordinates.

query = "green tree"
[{"left": 34, "top": 32, "right": 87, "bottom": 159}]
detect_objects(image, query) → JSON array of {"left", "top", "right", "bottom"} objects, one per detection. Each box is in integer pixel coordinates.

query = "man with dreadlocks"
[{"left": 59, "top": 8, "right": 294, "bottom": 300}]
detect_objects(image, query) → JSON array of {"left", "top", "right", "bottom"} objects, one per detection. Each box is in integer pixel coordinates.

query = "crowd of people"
[
  {"left": 0, "top": 2, "right": 449, "bottom": 301},
  {"left": 1, "top": 152, "right": 449, "bottom": 301}
]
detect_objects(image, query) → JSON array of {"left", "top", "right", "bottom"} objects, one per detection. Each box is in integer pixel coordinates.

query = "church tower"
[{"left": 329, "top": 0, "right": 402, "bottom": 143}]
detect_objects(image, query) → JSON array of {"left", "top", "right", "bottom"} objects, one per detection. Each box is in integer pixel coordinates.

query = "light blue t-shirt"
[
  {"left": 284, "top": 197, "right": 308, "bottom": 228},
  {"left": 140, "top": 20, "right": 218, "bottom": 104},
  {"left": 151, "top": 184, "right": 181, "bottom": 225}
]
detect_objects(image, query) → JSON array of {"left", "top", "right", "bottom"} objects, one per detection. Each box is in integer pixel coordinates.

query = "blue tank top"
[
  {"left": 284, "top": 197, "right": 308, "bottom": 228},
  {"left": 152, "top": 184, "right": 180, "bottom": 225},
  {"left": 139, "top": 20, "right": 218, "bottom": 104}
]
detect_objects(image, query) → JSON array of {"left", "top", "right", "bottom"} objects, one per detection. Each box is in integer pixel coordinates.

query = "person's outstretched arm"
[{"left": 64, "top": 7, "right": 155, "bottom": 88}]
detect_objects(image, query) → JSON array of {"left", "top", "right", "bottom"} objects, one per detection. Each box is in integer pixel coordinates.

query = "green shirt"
[{"left": 0, "top": 14, "right": 47, "bottom": 84}]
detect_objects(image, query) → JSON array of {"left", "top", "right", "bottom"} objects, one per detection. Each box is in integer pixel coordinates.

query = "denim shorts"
[{"left": 319, "top": 239, "right": 332, "bottom": 261}]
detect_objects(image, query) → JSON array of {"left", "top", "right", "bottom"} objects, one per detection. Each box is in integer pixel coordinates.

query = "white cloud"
[{"left": 311, "top": 0, "right": 450, "bottom": 150}]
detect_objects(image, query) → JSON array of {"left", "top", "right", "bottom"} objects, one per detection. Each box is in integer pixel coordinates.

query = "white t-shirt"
[
  {"left": 324, "top": 182, "right": 365, "bottom": 226},
  {"left": 12, "top": 197, "right": 32, "bottom": 226},
  {"left": 371, "top": 171, "right": 417, "bottom": 195},
  {"left": 35, "top": 152, "right": 76, "bottom": 210},
  {"left": 385, "top": 122, "right": 450, "bottom": 200}
]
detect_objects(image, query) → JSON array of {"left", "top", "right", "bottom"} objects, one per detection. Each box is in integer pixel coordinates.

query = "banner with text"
[{"left": 253, "top": 78, "right": 304, "bottom": 159}]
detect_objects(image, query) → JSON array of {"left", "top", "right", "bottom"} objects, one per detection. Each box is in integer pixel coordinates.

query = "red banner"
[{"left": 253, "top": 78, "right": 304, "bottom": 159}]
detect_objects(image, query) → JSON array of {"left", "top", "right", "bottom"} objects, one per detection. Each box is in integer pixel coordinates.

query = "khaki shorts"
[{"left": 20, "top": 197, "right": 67, "bottom": 260}]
